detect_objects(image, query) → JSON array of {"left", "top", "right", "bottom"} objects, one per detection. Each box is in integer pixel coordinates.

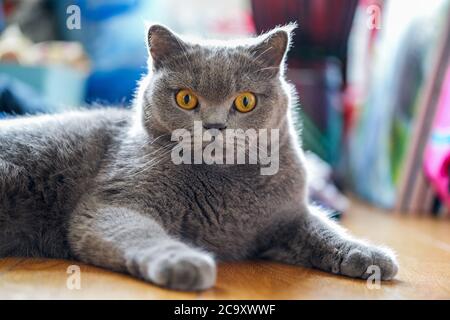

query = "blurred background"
[{"left": 0, "top": 0, "right": 449, "bottom": 218}]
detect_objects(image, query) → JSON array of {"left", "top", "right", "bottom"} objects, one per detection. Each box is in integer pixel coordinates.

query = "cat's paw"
[
  {"left": 340, "top": 245, "right": 398, "bottom": 280},
  {"left": 146, "top": 249, "right": 217, "bottom": 291}
]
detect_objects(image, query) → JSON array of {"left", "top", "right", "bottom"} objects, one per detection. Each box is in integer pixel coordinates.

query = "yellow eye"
[
  {"left": 234, "top": 92, "right": 256, "bottom": 113},
  {"left": 175, "top": 89, "right": 198, "bottom": 110}
]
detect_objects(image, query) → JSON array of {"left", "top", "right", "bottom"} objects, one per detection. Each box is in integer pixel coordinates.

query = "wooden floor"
[{"left": 0, "top": 199, "right": 449, "bottom": 300}]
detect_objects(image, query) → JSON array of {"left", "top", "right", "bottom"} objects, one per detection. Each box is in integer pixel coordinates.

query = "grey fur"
[{"left": 0, "top": 24, "right": 398, "bottom": 291}]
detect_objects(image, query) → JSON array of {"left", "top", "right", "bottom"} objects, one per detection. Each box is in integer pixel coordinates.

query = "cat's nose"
[{"left": 203, "top": 123, "right": 227, "bottom": 130}]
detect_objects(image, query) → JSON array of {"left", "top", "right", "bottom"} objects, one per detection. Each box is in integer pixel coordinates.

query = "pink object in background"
[{"left": 424, "top": 67, "right": 450, "bottom": 211}]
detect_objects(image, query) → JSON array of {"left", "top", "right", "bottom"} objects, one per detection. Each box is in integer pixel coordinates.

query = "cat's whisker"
[
  {"left": 138, "top": 145, "right": 175, "bottom": 167},
  {"left": 250, "top": 46, "right": 274, "bottom": 65},
  {"left": 133, "top": 144, "right": 181, "bottom": 175},
  {"left": 149, "top": 133, "right": 171, "bottom": 145},
  {"left": 252, "top": 66, "right": 279, "bottom": 74}
]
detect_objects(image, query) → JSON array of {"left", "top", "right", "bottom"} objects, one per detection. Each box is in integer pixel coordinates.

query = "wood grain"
[{"left": 0, "top": 199, "right": 449, "bottom": 299}]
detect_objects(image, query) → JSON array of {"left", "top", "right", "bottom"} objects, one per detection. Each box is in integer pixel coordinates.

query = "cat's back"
[
  {"left": 0, "top": 108, "right": 130, "bottom": 159},
  {"left": 0, "top": 108, "right": 131, "bottom": 258},
  {"left": 0, "top": 109, "right": 131, "bottom": 187}
]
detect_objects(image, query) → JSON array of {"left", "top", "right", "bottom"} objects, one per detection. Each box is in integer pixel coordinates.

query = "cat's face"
[{"left": 140, "top": 24, "right": 295, "bottom": 136}]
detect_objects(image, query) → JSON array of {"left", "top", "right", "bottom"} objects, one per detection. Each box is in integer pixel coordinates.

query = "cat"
[{"left": 0, "top": 24, "right": 398, "bottom": 291}]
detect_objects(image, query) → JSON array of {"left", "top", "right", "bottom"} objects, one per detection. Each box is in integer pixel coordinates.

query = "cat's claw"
[{"left": 340, "top": 246, "right": 398, "bottom": 280}]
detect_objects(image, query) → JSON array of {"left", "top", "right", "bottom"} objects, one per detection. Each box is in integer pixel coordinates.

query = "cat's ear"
[
  {"left": 147, "top": 24, "right": 187, "bottom": 70},
  {"left": 249, "top": 23, "right": 296, "bottom": 71}
]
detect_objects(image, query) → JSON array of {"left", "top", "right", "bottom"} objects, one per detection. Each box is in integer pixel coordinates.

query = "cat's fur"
[{"left": 0, "top": 24, "right": 398, "bottom": 290}]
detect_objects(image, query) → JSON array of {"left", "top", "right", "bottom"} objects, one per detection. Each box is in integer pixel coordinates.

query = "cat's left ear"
[
  {"left": 249, "top": 23, "right": 296, "bottom": 72},
  {"left": 147, "top": 24, "right": 187, "bottom": 70}
]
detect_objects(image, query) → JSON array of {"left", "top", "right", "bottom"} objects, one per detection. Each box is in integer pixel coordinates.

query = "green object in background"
[
  {"left": 293, "top": 107, "right": 329, "bottom": 161},
  {"left": 286, "top": 61, "right": 344, "bottom": 167},
  {"left": 0, "top": 63, "right": 87, "bottom": 110}
]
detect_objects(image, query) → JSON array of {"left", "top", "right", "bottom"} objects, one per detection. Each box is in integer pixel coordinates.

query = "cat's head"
[{"left": 138, "top": 23, "right": 296, "bottom": 136}]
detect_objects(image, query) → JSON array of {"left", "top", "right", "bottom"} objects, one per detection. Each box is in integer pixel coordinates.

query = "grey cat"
[{"left": 0, "top": 24, "right": 398, "bottom": 291}]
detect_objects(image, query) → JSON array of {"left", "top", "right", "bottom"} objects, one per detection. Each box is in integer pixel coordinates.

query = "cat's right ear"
[
  {"left": 147, "top": 24, "right": 186, "bottom": 70},
  {"left": 249, "top": 23, "right": 296, "bottom": 74}
]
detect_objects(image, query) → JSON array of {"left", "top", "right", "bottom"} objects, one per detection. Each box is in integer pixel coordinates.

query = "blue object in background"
[
  {"left": 86, "top": 68, "right": 143, "bottom": 105},
  {"left": 0, "top": 3, "right": 5, "bottom": 32},
  {"left": 79, "top": 0, "right": 139, "bottom": 20},
  {"left": 0, "top": 75, "right": 56, "bottom": 117},
  {"left": 0, "top": 63, "right": 87, "bottom": 109},
  {"left": 55, "top": 0, "right": 156, "bottom": 105},
  {"left": 324, "top": 59, "right": 343, "bottom": 167}
]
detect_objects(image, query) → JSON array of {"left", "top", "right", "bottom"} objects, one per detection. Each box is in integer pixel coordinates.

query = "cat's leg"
[
  {"left": 259, "top": 205, "right": 398, "bottom": 280},
  {"left": 68, "top": 203, "right": 216, "bottom": 291}
]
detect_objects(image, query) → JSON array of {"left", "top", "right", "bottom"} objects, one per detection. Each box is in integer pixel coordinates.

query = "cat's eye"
[
  {"left": 234, "top": 92, "right": 256, "bottom": 113},
  {"left": 175, "top": 89, "right": 198, "bottom": 110}
]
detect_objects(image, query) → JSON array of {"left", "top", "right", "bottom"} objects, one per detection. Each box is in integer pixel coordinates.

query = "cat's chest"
[
  {"left": 104, "top": 160, "right": 303, "bottom": 258},
  {"left": 146, "top": 166, "right": 297, "bottom": 258},
  {"left": 167, "top": 166, "right": 285, "bottom": 215}
]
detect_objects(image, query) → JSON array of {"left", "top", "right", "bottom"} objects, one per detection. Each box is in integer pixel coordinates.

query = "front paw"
[
  {"left": 128, "top": 246, "right": 217, "bottom": 291},
  {"left": 340, "top": 246, "right": 398, "bottom": 280},
  {"left": 150, "top": 250, "right": 216, "bottom": 291}
]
